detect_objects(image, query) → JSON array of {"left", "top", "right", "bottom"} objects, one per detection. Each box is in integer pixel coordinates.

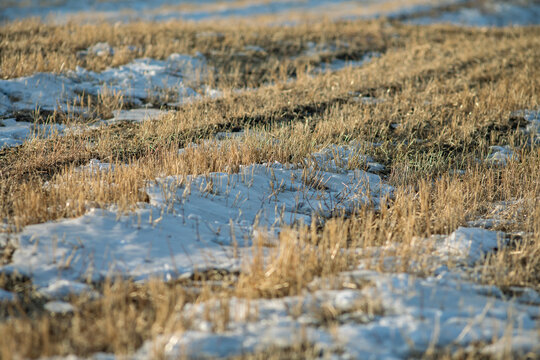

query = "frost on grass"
[
  {"left": 0, "top": 146, "right": 392, "bottom": 296},
  {"left": 0, "top": 53, "right": 207, "bottom": 117}
]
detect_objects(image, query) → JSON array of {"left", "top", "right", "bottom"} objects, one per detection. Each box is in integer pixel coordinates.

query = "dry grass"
[
  {"left": 0, "top": 16, "right": 539, "bottom": 359},
  {"left": 0, "top": 18, "right": 388, "bottom": 86}
]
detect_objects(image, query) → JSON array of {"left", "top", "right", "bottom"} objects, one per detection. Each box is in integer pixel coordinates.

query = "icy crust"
[
  {"left": 134, "top": 269, "right": 540, "bottom": 359},
  {"left": 0, "top": 147, "right": 392, "bottom": 295},
  {"left": 0, "top": 53, "right": 206, "bottom": 116}
]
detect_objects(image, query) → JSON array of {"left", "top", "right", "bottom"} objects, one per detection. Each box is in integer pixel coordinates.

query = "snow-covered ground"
[
  {"left": 0, "top": 144, "right": 391, "bottom": 297},
  {"left": 140, "top": 267, "right": 539, "bottom": 359},
  {"left": 1, "top": 3, "right": 539, "bottom": 358},
  {"left": 0, "top": 51, "right": 211, "bottom": 148},
  {"left": 0, "top": 118, "right": 65, "bottom": 149},
  {"left": 1, "top": 0, "right": 464, "bottom": 24},
  {"left": 0, "top": 52, "right": 206, "bottom": 118},
  {"left": 2, "top": 135, "right": 539, "bottom": 358},
  {"left": 410, "top": 2, "right": 540, "bottom": 27},
  {"left": 484, "top": 109, "right": 539, "bottom": 166},
  {"left": 4, "top": 143, "right": 540, "bottom": 358},
  {"left": 0, "top": 49, "right": 377, "bottom": 149},
  {"left": 39, "top": 226, "right": 540, "bottom": 358},
  {"left": 3, "top": 0, "right": 539, "bottom": 26}
]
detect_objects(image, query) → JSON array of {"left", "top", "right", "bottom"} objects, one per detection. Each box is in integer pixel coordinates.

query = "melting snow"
[
  {"left": 44, "top": 301, "right": 75, "bottom": 314},
  {"left": 0, "top": 146, "right": 392, "bottom": 296},
  {"left": 0, "top": 53, "right": 206, "bottom": 116},
  {"left": 133, "top": 268, "right": 540, "bottom": 359},
  {"left": 0, "top": 118, "right": 65, "bottom": 149},
  {"left": 434, "top": 227, "right": 503, "bottom": 265},
  {"left": 486, "top": 145, "right": 518, "bottom": 166},
  {"left": 410, "top": 3, "right": 540, "bottom": 27},
  {"left": 0, "top": 288, "right": 16, "bottom": 302}
]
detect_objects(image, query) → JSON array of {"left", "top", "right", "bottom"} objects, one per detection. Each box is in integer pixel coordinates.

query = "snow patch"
[
  {"left": 1, "top": 0, "right": 466, "bottom": 24},
  {"left": 134, "top": 269, "right": 540, "bottom": 359},
  {"left": 486, "top": 145, "right": 518, "bottom": 166},
  {"left": 516, "top": 109, "right": 540, "bottom": 145},
  {"left": 87, "top": 42, "right": 115, "bottom": 57},
  {"left": 435, "top": 227, "right": 503, "bottom": 265},
  {"left": 0, "top": 118, "right": 65, "bottom": 149},
  {"left": 0, "top": 149, "right": 392, "bottom": 296},
  {"left": 40, "top": 279, "right": 96, "bottom": 299},
  {"left": 0, "top": 288, "right": 16, "bottom": 302},
  {"left": 44, "top": 301, "right": 75, "bottom": 314},
  {"left": 98, "top": 108, "right": 168, "bottom": 126},
  {"left": 312, "top": 144, "right": 386, "bottom": 174},
  {"left": 410, "top": 3, "right": 540, "bottom": 27},
  {"left": 0, "top": 53, "right": 207, "bottom": 117}
]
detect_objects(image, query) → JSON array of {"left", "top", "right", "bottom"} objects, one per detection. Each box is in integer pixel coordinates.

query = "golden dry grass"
[{"left": 0, "top": 16, "right": 538, "bottom": 360}]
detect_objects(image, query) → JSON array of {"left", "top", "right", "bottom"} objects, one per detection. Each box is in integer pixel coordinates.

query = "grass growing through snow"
[{"left": 0, "top": 16, "right": 539, "bottom": 359}]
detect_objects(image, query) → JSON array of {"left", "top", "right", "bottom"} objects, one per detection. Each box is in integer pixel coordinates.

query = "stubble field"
[{"left": 0, "top": 1, "right": 539, "bottom": 359}]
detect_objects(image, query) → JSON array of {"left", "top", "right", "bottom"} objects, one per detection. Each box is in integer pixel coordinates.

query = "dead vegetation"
[{"left": 0, "top": 16, "right": 538, "bottom": 360}]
